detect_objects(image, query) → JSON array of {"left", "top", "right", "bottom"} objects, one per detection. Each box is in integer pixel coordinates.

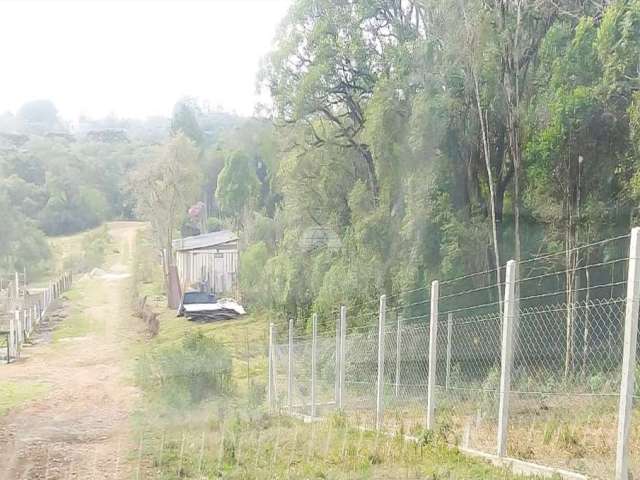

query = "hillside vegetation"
[{"left": 133, "top": 0, "right": 640, "bottom": 332}]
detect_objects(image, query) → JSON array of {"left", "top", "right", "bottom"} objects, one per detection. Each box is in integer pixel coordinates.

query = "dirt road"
[{"left": 0, "top": 222, "right": 145, "bottom": 480}]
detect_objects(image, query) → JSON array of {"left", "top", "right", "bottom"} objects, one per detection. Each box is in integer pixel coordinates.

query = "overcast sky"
[{"left": 0, "top": 0, "right": 291, "bottom": 120}]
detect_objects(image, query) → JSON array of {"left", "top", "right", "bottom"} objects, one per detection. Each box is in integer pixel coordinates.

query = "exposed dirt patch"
[{"left": 0, "top": 222, "right": 145, "bottom": 480}]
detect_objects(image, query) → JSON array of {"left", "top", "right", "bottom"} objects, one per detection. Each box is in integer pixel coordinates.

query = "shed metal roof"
[{"left": 173, "top": 230, "right": 239, "bottom": 251}]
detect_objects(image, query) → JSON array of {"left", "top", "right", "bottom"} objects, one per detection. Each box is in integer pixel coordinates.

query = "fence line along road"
[
  {"left": 268, "top": 228, "right": 640, "bottom": 480},
  {"left": 0, "top": 271, "right": 73, "bottom": 363}
]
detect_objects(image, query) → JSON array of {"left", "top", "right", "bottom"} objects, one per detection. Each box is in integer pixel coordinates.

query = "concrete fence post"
[
  {"left": 338, "top": 305, "right": 346, "bottom": 410},
  {"left": 267, "top": 322, "right": 275, "bottom": 410},
  {"left": 376, "top": 295, "right": 386, "bottom": 431},
  {"left": 335, "top": 311, "right": 341, "bottom": 404},
  {"left": 497, "top": 259, "right": 517, "bottom": 457},
  {"left": 311, "top": 313, "right": 318, "bottom": 418},
  {"left": 8, "top": 316, "right": 15, "bottom": 360},
  {"left": 615, "top": 227, "right": 640, "bottom": 480},
  {"left": 21, "top": 310, "right": 25, "bottom": 344},
  {"left": 446, "top": 313, "right": 453, "bottom": 391},
  {"left": 395, "top": 313, "right": 402, "bottom": 397},
  {"left": 14, "top": 310, "right": 21, "bottom": 357},
  {"left": 426, "top": 281, "right": 439, "bottom": 430},
  {"left": 288, "top": 319, "right": 294, "bottom": 414}
]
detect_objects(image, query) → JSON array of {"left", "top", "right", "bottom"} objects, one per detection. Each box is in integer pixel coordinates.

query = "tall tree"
[
  {"left": 130, "top": 134, "right": 202, "bottom": 304},
  {"left": 262, "top": 0, "right": 386, "bottom": 205}
]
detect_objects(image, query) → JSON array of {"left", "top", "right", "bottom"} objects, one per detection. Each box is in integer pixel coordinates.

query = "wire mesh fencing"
[{"left": 268, "top": 230, "right": 640, "bottom": 479}]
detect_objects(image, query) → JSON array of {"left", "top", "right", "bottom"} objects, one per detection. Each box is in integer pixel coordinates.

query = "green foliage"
[
  {"left": 62, "top": 226, "right": 112, "bottom": 273},
  {"left": 239, "top": 242, "right": 270, "bottom": 305},
  {"left": 243, "top": 0, "right": 640, "bottom": 325},
  {"left": 171, "top": 97, "right": 204, "bottom": 145},
  {"left": 130, "top": 133, "right": 202, "bottom": 257},
  {"left": 0, "top": 188, "right": 51, "bottom": 274},
  {"left": 137, "top": 331, "right": 234, "bottom": 408},
  {"left": 0, "top": 110, "right": 156, "bottom": 273},
  {"left": 215, "top": 150, "right": 259, "bottom": 223}
]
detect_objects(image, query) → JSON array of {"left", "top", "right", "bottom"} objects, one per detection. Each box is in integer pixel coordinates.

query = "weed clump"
[{"left": 138, "top": 331, "right": 234, "bottom": 408}]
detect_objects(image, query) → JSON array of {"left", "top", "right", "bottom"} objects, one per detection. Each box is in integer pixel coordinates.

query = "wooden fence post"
[
  {"left": 615, "top": 227, "right": 640, "bottom": 480},
  {"left": 497, "top": 260, "right": 517, "bottom": 457},
  {"left": 8, "top": 315, "right": 15, "bottom": 361},
  {"left": 14, "top": 310, "right": 21, "bottom": 358},
  {"left": 376, "top": 295, "right": 386, "bottom": 431},
  {"left": 426, "top": 281, "right": 439, "bottom": 430},
  {"left": 311, "top": 313, "right": 318, "bottom": 418}
]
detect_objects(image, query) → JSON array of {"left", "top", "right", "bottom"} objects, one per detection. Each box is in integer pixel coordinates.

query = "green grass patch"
[
  {"left": 0, "top": 380, "right": 49, "bottom": 417},
  {"left": 52, "top": 310, "right": 93, "bottom": 342},
  {"left": 133, "top": 413, "right": 535, "bottom": 480},
  {"left": 51, "top": 277, "right": 107, "bottom": 343}
]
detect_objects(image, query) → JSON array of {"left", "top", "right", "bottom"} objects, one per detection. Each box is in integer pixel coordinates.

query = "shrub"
[
  {"left": 206, "top": 216, "right": 226, "bottom": 232},
  {"left": 82, "top": 225, "right": 111, "bottom": 269},
  {"left": 150, "top": 331, "right": 234, "bottom": 407}
]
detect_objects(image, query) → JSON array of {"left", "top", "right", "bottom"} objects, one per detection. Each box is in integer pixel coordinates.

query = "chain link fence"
[{"left": 269, "top": 231, "right": 640, "bottom": 479}]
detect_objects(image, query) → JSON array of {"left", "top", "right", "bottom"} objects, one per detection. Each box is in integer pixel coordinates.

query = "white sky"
[{"left": 0, "top": 0, "right": 292, "bottom": 120}]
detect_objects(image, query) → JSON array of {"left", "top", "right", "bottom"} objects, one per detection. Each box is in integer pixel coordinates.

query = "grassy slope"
[{"left": 129, "top": 227, "right": 536, "bottom": 480}]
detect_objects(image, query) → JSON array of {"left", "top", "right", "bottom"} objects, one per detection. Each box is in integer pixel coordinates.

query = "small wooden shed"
[{"left": 173, "top": 230, "right": 239, "bottom": 296}]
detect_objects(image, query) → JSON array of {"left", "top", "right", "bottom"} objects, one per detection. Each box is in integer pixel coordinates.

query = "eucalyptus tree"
[{"left": 262, "top": 0, "right": 427, "bottom": 209}]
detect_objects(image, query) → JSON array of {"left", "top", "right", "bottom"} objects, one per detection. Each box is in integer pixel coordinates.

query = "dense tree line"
[
  {"left": 0, "top": 98, "right": 238, "bottom": 275},
  {"left": 226, "top": 0, "right": 640, "bottom": 325},
  {"left": 4, "top": 0, "right": 640, "bottom": 326}
]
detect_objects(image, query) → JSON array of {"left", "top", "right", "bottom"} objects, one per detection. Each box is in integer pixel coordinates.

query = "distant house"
[{"left": 173, "top": 230, "right": 239, "bottom": 297}]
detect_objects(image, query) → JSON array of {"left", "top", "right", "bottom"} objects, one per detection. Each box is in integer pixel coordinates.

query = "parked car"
[{"left": 177, "top": 290, "right": 245, "bottom": 321}]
